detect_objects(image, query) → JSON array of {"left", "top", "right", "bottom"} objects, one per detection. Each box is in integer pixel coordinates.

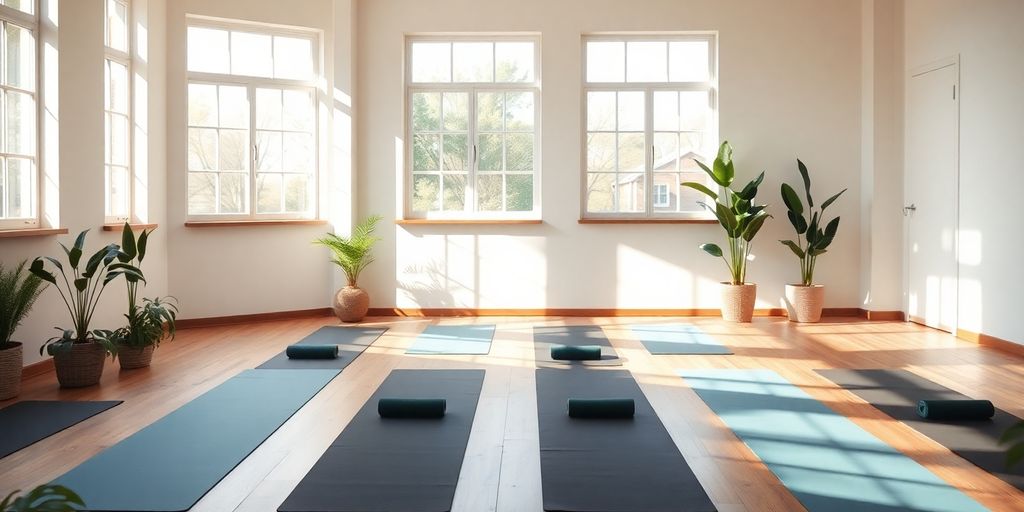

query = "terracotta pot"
[
  {"left": 118, "top": 345, "right": 155, "bottom": 370},
  {"left": 785, "top": 284, "right": 825, "bottom": 323},
  {"left": 0, "top": 342, "right": 23, "bottom": 400},
  {"left": 333, "top": 285, "right": 370, "bottom": 323},
  {"left": 53, "top": 342, "right": 106, "bottom": 388},
  {"left": 720, "top": 282, "right": 757, "bottom": 322}
]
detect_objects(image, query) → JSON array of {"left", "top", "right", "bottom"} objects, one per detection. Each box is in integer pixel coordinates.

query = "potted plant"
[
  {"left": 779, "top": 159, "right": 846, "bottom": 322},
  {"left": 314, "top": 215, "right": 381, "bottom": 322},
  {"left": 29, "top": 230, "right": 142, "bottom": 388},
  {"left": 98, "top": 224, "right": 178, "bottom": 370},
  {"left": 682, "top": 141, "right": 771, "bottom": 322},
  {"left": 0, "top": 261, "right": 47, "bottom": 400}
]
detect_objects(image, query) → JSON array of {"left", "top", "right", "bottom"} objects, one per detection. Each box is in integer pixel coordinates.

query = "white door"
[{"left": 905, "top": 61, "right": 958, "bottom": 331}]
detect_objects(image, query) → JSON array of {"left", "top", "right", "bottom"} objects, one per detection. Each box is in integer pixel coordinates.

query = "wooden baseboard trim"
[
  {"left": 860, "top": 309, "right": 906, "bottom": 321},
  {"left": 957, "top": 328, "right": 1024, "bottom": 357},
  {"left": 176, "top": 307, "right": 333, "bottom": 329},
  {"left": 366, "top": 307, "right": 864, "bottom": 318},
  {"left": 21, "top": 357, "right": 54, "bottom": 380}
]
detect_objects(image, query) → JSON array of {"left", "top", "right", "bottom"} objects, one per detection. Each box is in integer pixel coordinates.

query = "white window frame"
[
  {"left": 404, "top": 34, "right": 541, "bottom": 220},
  {"left": 0, "top": 1, "right": 39, "bottom": 230},
  {"left": 104, "top": 0, "right": 132, "bottom": 224},
  {"left": 185, "top": 17, "right": 321, "bottom": 221},
  {"left": 580, "top": 33, "right": 718, "bottom": 221}
]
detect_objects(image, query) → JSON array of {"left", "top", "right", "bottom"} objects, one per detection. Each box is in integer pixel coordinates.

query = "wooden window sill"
[
  {"left": 578, "top": 218, "right": 717, "bottom": 224},
  {"left": 0, "top": 227, "right": 69, "bottom": 239},
  {"left": 103, "top": 223, "right": 159, "bottom": 231},
  {"left": 396, "top": 219, "right": 543, "bottom": 226},
  {"left": 185, "top": 219, "right": 328, "bottom": 228}
]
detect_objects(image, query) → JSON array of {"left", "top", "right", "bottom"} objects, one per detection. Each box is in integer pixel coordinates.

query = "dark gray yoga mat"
[
  {"left": 257, "top": 326, "right": 386, "bottom": 369},
  {"left": 0, "top": 401, "right": 121, "bottom": 459},
  {"left": 278, "top": 369, "right": 485, "bottom": 512},
  {"left": 536, "top": 368, "right": 715, "bottom": 512},
  {"left": 534, "top": 325, "right": 622, "bottom": 368},
  {"left": 819, "top": 368, "right": 1024, "bottom": 492},
  {"left": 54, "top": 369, "right": 339, "bottom": 511}
]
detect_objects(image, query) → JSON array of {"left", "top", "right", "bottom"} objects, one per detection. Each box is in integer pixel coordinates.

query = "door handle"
[{"left": 903, "top": 204, "right": 916, "bottom": 216}]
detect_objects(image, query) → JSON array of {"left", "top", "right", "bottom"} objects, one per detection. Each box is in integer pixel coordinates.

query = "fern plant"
[
  {"left": 314, "top": 215, "right": 382, "bottom": 286},
  {"left": 0, "top": 484, "right": 84, "bottom": 511},
  {"left": 0, "top": 261, "right": 47, "bottom": 349}
]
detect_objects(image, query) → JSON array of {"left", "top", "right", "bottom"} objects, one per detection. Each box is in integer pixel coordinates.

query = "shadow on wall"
[{"left": 398, "top": 261, "right": 457, "bottom": 309}]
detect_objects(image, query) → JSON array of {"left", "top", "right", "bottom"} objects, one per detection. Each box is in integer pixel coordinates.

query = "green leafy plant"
[
  {"left": 314, "top": 215, "right": 382, "bottom": 286},
  {"left": 0, "top": 261, "right": 47, "bottom": 348},
  {"left": 1001, "top": 421, "right": 1024, "bottom": 469},
  {"left": 779, "top": 160, "right": 846, "bottom": 286},
  {"left": 28, "top": 230, "right": 143, "bottom": 356},
  {"left": 682, "top": 141, "right": 771, "bottom": 285},
  {"left": 0, "top": 484, "right": 84, "bottom": 511}
]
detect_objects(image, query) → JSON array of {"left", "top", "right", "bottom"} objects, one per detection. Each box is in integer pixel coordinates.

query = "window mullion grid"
[
  {"left": 468, "top": 88, "right": 478, "bottom": 214},
  {"left": 644, "top": 87, "right": 653, "bottom": 218},
  {"left": 248, "top": 84, "right": 256, "bottom": 218},
  {"left": 612, "top": 91, "right": 619, "bottom": 213}
]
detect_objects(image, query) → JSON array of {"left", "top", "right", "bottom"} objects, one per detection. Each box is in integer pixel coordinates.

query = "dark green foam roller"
[
  {"left": 285, "top": 344, "right": 339, "bottom": 360},
  {"left": 378, "top": 398, "right": 447, "bottom": 418},
  {"left": 551, "top": 345, "right": 602, "bottom": 361},
  {"left": 567, "top": 398, "right": 635, "bottom": 419},
  {"left": 917, "top": 399, "right": 995, "bottom": 420}
]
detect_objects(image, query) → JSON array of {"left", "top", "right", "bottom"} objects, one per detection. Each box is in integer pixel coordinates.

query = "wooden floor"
[{"left": 2, "top": 315, "right": 1024, "bottom": 511}]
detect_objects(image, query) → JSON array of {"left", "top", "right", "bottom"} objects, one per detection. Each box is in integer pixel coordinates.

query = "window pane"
[
  {"left": 616, "top": 173, "right": 645, "bottom": 212},
  {"left": 218, "top": 85, "right": 249, "bottom": 129},
  {"left": 653, "top": 132, "right": 680, "bottom": 171},
  {"left": 476, "top": 92, "right": 503, "bottom": 131},
  {"left": 442, "top": 92, "right": 468, "bottom": 132},
  {"left": 187, "top": 27, "right": 229, "bottom": 73},
  {"left": 230, "top": 31, "right": 273, "bottom": 77},
  {"left": 505, "top": 92, "right": 533, "bottom": 131},
  {"left": 256, "top": 172, "right": 282, "bottom": 213},
  {"left": 679, "top": 167, "right": 707, "bottom": 212},
  {"left": 411, "top": 93, "right": 440, "bottom": 132},
  {"left": 5, "top": 23, "right": 35, "bottom": 91},
  {"left": 626, "top": 41, "right": 667, "bottom": 82},
  {"left": 477, "top": 174, "right": 502, "bottom": 211},
  {"left": 441, "top": 134, "right": 467, "bottom": 172},
  {"left": 586, "top": 173, "right": 615, "bottom": 212},
  {"left": 107, "top": 0, "right": 128, "bottom": 52},
  {"left": 282, "top": 132, "right": 313, "bottom": 172},
  {"left": 453, "top": 42, "right": 493, "bottom": 82},
  {"left": 188, "top": 83, "right": 218, "bottom": 127},
  {"left": 218, "top": 129, "right": 248, "bottom": 170},
  {"left": 256, "top": 130, "right": 282, "bottom": 171},
  {"left": 505, "top": 133, "right": 533, "bottom": 171},
  {"left": 5, "top": 91, "right": 35, "bottom": 155},
  {"left": 284, "top": 173, "right": 309, "bottom": 212},
  {"left": 669, "top": 40, "right": 710, "bottom": 82},
  {"left": 653, "top": 91, "right": 679, "bottom": 132},
  {"left": 680, "top": 131, "right": 705, "bottom": 156},
  {"left": 477, "top": 133, "right": 502, "bottom": 172},
  {"left": 187, "top": 172, "right": 216, "bottom": 214},
  {"left": 283, "top": 89, "right": 314, "bottom": 131},
  {"left": 108, "top": 165, "right": 130, "bottom": 217},
  {"left": 616, "top": 91, "right": 643, "bottom": 131},
  {"left": 110, "top": 114, "right": 129, "bottom": 165},
  {"left": 586, "top": 133, "right": 615, "bottom": 172},
  {"left": 442, "top": 174, "right": 465, "bottom": 211},
  {"left": 506, "top": 174, "right": 532, "bottom": 211},
  {"left": 255, "top": 88, "right": 282, "bottom": 129},
  {"left": 495, "top": 42, "right": 534, "bottom": 82},
  {"left": 218, "top": 172, "right": 248, "bottom": 213},
  {"left": 187, "top": 128, "right": 217, "bottom": 170},
  {"left": 587, "top": 92, "right": 615, "bottom": 132},
  {"left": 108, "top": 60, "right": 129, "bottom": 113},
  {"left": 412, "top": 134, "right": 439, "bottom": 171},
  {"left": 680, "top": 90, "right": 710, "bottom": 131},
  {"left": 586, "top": 42, "right": 624, "bottom": 83},
  {"left": 617, "top": 133, "right": 645, "bottom": 173},
  {"left": 411, "top": 42, "right": 450, "bottom": 83},
  {"left": 5, "top": 157, "right": 32, "bottom": 218},
  {"left": 273, "top": 36, "right": 313, "bottom": 80},
  {"left": 2, "top": 0, "right": 32, "bottom": 15},
  {"left": 412, "top": 174, "right": 439, "bottom": 211}
]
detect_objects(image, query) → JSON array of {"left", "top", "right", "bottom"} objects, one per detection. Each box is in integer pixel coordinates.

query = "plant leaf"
[
  {"left": 28, "top": 259, "right": 57, "bottom": 285},
  {"left": 781, "top": 183, "right": 804, "bottom": 215},
  {"left": 121, "top": 223, "right": 137, "bottom": 262},
  {"left": 787, "top": 210, "right": 808, "bottom": 235},
  {"left": 824, "top": 216, "right": 840, "bottom": 239},
  {"left": 714, "top": 201, "right": 738, "bottom": 237},
  {"left": 74, "top": 277, "right": 88, "bottom": 292},
  {"left": 711, "top": 141, "right": 735, "bottom": 187},
  {"left": 797, "top": 159, "right": 814, "bottom": 207},
  {"left": 741, "top": 212, "right": 770, "bottom": 242},
  {"left": 138, "top": 229, "right": 149, "bottom": 262},
  {"left": 821, "top": 188, "right": 847, "bottom": 211},
  {"left": 699, "top": 243, "right": 723, "bottom": 258},
  {"left": 780, "top": 240, "right": 806, "bottom": 259},
  {"left": 737, "top": 171, "right": 765, "bottom": 201},
  {"left": 680, "top": 181, "right": 718, "bottom": 201}
]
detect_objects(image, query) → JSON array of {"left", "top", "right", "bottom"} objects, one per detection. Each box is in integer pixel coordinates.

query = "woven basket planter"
[
  {"left": 334, "top": 285, "right": 370, "bottom": 323},
  {"left": 118, "top": 345, "right": 155, "bottom": 370},
  {"left": 720, "top": 282, "right": 757, "bottom": 323},
  {"left": 53, "top": 342, "right": 107, "bottom": 388},
  {"left": 0, "top": 342, "right": 23, "bottom": 400},
  {"left": 785, "top": 284, "right": 825, "bottom": 323}
]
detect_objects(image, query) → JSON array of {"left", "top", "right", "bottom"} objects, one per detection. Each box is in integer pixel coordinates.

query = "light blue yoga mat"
[
  {"left": 406, "top": 324, "right": 495, "bottom": 355},
  {"left": 54, "top": 369, "right": 339, "bottom": 512},
  {"left": 631, "top": 323, "right": 731, "bottom": 355},
  {"left": 679, "top": 369, "right": 987, "bottom": 512}
]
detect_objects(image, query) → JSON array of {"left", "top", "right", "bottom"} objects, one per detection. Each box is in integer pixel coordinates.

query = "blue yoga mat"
[
  {"left": 631, "top": 324, "right": 731, "bottom": 355},
  {"left": 405, "top": 324, "right": 495, "bottom": 355},
  {"left": 679, "top": 369, "right": 987, "bottom": 512},
  {"left": 54, "top": 369, "right": 339, "bottom": 511}
]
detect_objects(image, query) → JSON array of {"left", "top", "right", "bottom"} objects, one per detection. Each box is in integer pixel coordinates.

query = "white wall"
[
  {"left": 904, "top": 0, "right": 1024, "bottom": 344},
  {"left": 357, "top": 0, "right": 864, "bottom": 311}
]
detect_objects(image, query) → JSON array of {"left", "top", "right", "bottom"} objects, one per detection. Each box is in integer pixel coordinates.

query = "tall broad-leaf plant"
[
  {"left": 682, "top": 141, "right": 771, "bottom": 285},
  {"left": 779, "top": 160, "right": 846, "bottom": 286},
  {"left": 314, "top": 215, "right": 382, "bottom": 286}
]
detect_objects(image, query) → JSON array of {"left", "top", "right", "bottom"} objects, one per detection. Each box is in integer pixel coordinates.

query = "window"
[
  {"left": 582, "top": 35, "right": 717, "bottom": 219},
  {"left": 406, "top": 37, "right": 539, "bottom": 219},
  {"left": 105, "top": 0, "right": 131, "bottom": 223},
  {"left": 0, "top": 0, "right": 37, "bottom": 229},
  {"left": 186, "top": 20, "right": 318, "bottom": 219}
]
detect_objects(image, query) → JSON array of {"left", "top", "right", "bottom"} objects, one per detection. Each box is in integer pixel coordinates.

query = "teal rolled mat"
[
  {"left": 286, "top": 344, "right": 339, "bottom": 360},
  {"left": 378, "top": 398, "right": 446, "bottom": 418},
  {"left": 917, "top": 399, "right": 995, "bottom": 420},
  {"left": 551, "top": 345, "right": 602, "bottom": 361},
  {"left": 567, "top": 398, "right": 635, "bottom": 419}
]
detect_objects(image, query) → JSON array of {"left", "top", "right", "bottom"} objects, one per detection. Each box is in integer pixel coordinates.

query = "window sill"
[
  {"left": 184, "top": 219, "right": 328, "bottom": 228},
  {"left": 396, "top": 219, "right": 543, "bottom": 226},
  {"left": 0, "top": 227, "right": 70, "bottom": 239},
  {"left": 103, "top": 223, "right": 159, "bottom": 232},
  {"left": 578, "top": 218, "right": 717, "bottom": 224}
]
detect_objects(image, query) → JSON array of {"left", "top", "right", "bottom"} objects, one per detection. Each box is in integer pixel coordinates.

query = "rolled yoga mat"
[
  {"left": 630, "top": 323, "right": 732, "bottom": 355},
  {"left": 278, "top": 369, "right": 485, "bottom": 512},
  {"left": 551, "top": 344, "right": 602, "bottom": 361},
  {"left": 0, "top": 401, "right": 121, "bottom": 460},
  {"left": 378, "top": 398, "right": 446, "bottom": 418},
  {"left": 918, "top": 399, "right": 995, "bottom": 420},
  {"left": 682, "top": 369, "right": 986, "bottom": 512},
  {"left": 286, "top": 344, "right": 338, "bottom": 359},
  {"left": 536, "top": 368, "right": 715, "bottom": 512},
  {"left": 258, "top": 326, "right": 386, "bottom": 369},
  {"left": 53, "top": 369, "right": 339, "bottom": 512},
  {"left": 534, "top": 325, "right": 621, "bottom": 367},
  {"left": 567, "top": 398, "right": 635, "bottom": 419},
  {"left": 405, "top": 324, "right": 495, "bottom": 355},
  {"left": 819, "top": 368, "right": 1024, "bottom": 493}
]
